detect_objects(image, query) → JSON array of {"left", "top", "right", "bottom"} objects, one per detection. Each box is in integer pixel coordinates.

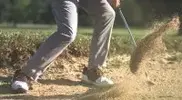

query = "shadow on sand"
[{"left": 0, "top": 76, "right": 100, "bottom": 100}]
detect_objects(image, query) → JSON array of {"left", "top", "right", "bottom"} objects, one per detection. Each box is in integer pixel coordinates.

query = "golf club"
[{"left": 117, "top": 7, "right": 137, "bottom": 48}]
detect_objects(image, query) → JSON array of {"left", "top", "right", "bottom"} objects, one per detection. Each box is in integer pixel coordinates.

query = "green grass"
[{"left": 0, "top": 27, "right": 147, "bottom": 36}]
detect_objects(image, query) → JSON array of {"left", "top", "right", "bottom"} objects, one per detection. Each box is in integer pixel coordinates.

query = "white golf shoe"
[
  {"left": 11, "top": 70, "right": 31, "bottom": 93},
  {"left": 82, "top": 67, "right": 114, "bottom": 87}
]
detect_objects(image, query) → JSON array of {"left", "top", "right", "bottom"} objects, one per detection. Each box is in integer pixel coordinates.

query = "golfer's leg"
[
  {"left": 22, "top": 0, "right": 78, "bottom": 81},
  {"left": 80, "top": 0, "right": 115, "bottom": 69}
]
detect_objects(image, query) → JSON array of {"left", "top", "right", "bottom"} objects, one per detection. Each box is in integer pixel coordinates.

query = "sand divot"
[
  {"left": 78, "top": 79, "right": 138, "bottom": 100},
  {"left": 130, "top": 16, "right": 180, "bottom": 74}
]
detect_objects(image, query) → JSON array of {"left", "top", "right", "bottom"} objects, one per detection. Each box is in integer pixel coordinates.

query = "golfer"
[{"left": 11, "top": 0, "right": 120, "bottom": 93}]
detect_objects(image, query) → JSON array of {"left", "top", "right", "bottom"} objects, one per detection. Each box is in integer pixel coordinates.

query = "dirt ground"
[{"left": 0, "top": 52, "right": 182, "bottom": 100}]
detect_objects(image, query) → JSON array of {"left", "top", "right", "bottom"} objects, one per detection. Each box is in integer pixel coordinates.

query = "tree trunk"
[{"left": 178, "top": 15, "right": 182, "bottom": 35}]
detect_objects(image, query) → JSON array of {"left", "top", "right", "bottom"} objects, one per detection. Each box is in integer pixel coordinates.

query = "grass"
[
  {"left": 0, "top": 26, "right": 147, "bottom": 55},
  {"left": 0, "top": 81, "right": 9, "bottom": 86},
  {"left": 0, "top": 26, "right": 182, "bottom": 69}
]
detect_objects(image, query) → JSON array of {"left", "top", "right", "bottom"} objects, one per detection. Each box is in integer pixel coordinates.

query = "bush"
[
  {"left": 0, "top": 28, "right": 181, "bottom": 69},
  {"left": 0, "top": 29, "right": 46, "bottom": 69}
]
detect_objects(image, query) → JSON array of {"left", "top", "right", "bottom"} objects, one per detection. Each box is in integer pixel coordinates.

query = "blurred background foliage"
[{"left": 0, "top": 0, "right": 182, "bottom": 34}]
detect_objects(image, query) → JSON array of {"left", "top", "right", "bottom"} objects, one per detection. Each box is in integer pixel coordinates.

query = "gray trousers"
[{"left": 22, "top": 0, "right": 116, "bottom": 80}]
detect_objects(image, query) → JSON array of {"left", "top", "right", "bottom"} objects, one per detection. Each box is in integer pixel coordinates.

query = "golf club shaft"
[
  {"left": 117, "top": 7, "right": 137, "bottom": 48},
  {"left": 79, "top": 6, "right": 137, "bottom": 48}
]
